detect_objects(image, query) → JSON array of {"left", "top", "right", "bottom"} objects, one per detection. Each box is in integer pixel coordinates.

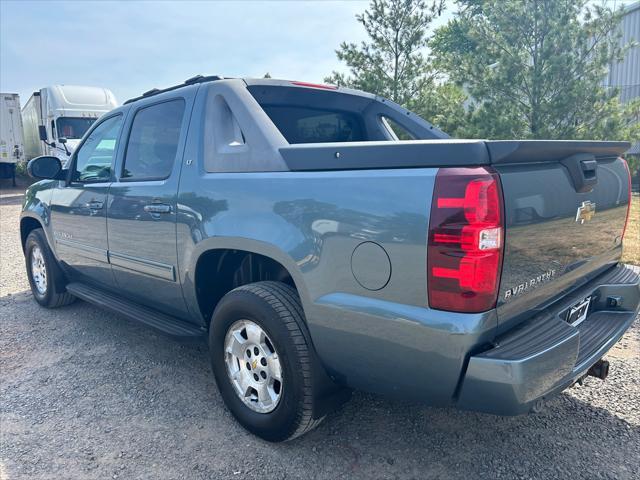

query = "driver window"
[{"left": 73, "top": 114, "right": 123, "bottom": 183}]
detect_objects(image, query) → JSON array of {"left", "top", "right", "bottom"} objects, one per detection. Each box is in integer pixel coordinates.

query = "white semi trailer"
[
  {"left": 0, "top": 93, "right": 25, "bottom": 186},
  {"left": 22, "top": 85, "right": 118, "bottom": 166}
]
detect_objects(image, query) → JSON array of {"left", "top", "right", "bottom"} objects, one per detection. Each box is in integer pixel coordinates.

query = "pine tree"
[
  {"left": 325, "top": 0, "right": 445, "bottom": 107},
  {"left": 431, "top": 0, "right": 638, "bottom": 141}
]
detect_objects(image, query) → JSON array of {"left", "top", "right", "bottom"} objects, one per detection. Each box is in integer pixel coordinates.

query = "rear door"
[
  {"left": 107, "top": 92, "right": 194, "bottom": 319},
  {"left": 50, "top": 112, "right": 125, "bottom": 286}
]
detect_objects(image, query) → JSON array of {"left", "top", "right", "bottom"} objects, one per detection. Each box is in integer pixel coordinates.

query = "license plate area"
[{"left": 566, "top": 296, "right": 591, "bottom": 326}]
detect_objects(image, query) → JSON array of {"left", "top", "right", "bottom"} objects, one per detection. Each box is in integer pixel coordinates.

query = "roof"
[
  {"left": 123, "top": 75, "right": 381, "bottom": 105},
  {"left": 624, "top": 1, "right": 640, "bottom": 14},
  {"left": 47, "top": 85, "right": 118, "bottom": 110},
  {"left": 123, "top": 75, "right": 223, "bottom": 104}
]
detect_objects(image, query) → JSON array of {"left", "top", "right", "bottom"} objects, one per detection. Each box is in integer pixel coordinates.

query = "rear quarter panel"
[{"left": 177, "top": 168, "right": 434, "bottom": 312}]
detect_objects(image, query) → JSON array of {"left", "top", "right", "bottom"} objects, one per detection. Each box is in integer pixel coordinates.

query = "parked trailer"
[
  {"left": 0, "top": 93, "right": 24, "bottom": 186},
  {"left": 22, "top": 85, "right": 118, "bottom": 166}
]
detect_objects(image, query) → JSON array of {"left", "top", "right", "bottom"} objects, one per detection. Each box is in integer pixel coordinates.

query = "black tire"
[
  {"left": 25, "top": 228, "right": 75, "bottom": 308},
  {"left": 209, "top": 281, "right": 326, "bottom": 442}
]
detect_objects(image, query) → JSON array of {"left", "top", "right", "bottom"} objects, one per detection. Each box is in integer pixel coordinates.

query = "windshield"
[{"left": 56, "top": 117, "right": 96, "bottom": 140}]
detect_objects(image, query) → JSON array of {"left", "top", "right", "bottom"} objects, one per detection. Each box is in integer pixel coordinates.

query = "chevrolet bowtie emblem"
[
  {"left": 252, "top": 359, "right": 258, "bottom": 370},
  {"left": 575, "top": 201, "right": 596, "bottom": 224}
]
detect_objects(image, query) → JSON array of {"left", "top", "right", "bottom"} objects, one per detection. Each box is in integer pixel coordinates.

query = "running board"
[{"left": 66, "top": 282, "right": 206, "bottom": 339}]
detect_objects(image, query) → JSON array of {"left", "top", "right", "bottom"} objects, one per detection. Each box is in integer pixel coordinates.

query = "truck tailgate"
[{"left": 489, "top": 141, "right": 631, "bottom": 329}]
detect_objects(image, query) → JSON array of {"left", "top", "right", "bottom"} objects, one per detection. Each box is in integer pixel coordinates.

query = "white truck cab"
[{"left": 22, "top": 85, "right": 118, "bottom": 165}]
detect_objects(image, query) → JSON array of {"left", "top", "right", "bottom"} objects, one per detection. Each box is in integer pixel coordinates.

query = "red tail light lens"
[
  {"left": 428, "top": 167, "right": 504, "bottom": 313},
  {"left": 621, "top": 158, "right": 632, "bottom": 242}
]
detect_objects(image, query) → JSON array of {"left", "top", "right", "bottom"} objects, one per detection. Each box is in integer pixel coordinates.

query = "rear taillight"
[
  {"left": 427, "top": 167, "right": 504, "bottom": 313},
  {"left": 621, "top": 158, "right": 632, "bottom": 242}
]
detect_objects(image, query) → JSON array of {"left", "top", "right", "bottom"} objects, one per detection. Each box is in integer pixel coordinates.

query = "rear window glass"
[{"left": 260, "top": 105, "right": 366, "bottom": 144}]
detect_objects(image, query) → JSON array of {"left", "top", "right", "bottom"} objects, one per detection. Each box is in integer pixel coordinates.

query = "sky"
[
  {"left": 1, "top": 0, "right": 637, "bottom": 107},
  {"left": 1, "top": 0, "right": 373, "bottom": 105}
]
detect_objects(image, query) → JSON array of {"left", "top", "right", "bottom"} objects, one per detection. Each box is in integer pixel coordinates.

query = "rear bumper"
[{"left": 457, "top": 264, "right": 640, "bottom": 415}]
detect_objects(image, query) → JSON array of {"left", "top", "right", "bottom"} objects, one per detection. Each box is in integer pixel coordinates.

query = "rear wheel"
[
  {"left": 209, "top": 281, "right": 326, "bottom": 442},
  {"left": 25, "top": 229, "right": 75, "bottom": 308}
]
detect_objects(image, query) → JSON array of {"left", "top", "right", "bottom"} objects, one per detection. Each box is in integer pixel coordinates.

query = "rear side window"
[
  {"left": 260, "top": 106, "right": 366, "bottom": 144},
  {"left": 122, "top": 99, "right": 185, "bottom": 181},
  {"left": 381, "top": 116, "right": 416, "bottom": 140}
]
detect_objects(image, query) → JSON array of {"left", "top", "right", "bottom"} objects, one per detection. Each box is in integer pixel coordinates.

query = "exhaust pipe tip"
[{"left": 587, "top": 359, "right": 610, "bottom": 380}]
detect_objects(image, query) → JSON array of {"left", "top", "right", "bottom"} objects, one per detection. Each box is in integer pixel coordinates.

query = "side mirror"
[
  {"left": 58, "top": 137, "right": 67, "bottom": 144},
  {"left": 38, "top": 125, "right": 48, "bottom": 141},
  {"left": 27, "top": 156, "right": 63, "bottom": 180}
]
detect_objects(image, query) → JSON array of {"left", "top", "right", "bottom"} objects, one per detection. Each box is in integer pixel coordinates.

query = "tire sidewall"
[
  {"left": 209, "top": 289, "right": 306, "bottom": 441},
  {"left": 25, "top": 230, "right": 53, "bottom": 306}
]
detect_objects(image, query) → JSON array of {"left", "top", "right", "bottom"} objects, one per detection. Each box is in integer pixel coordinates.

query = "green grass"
[{"left": 622, "top": 193, "right": 639, "bottom": 266}]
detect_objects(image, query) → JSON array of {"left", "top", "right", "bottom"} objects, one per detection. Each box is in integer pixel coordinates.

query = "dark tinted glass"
[
  {"left": 73, "top": 114, "right": 122, "bottom": 182},
  {"left": 381, "top": 116, "right": 416, "bottom": 140},
  {"left": 122, "top": 100, "right": 185, "bottom": 180},
  {"left": 261, "top": 105, "right": 366, "bottom": 144},
  {"left": 57, "top": 117, "right": 96, "bottom": 139}
]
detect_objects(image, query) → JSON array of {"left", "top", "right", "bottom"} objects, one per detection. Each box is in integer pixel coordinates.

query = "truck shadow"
[{"left": 2, "top": 292, "right": 638, "bottom": 479}]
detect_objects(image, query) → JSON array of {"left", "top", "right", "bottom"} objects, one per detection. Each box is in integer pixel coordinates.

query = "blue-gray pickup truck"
[{"left": 21, "top": 76, "right": 639, "bottom": 441}]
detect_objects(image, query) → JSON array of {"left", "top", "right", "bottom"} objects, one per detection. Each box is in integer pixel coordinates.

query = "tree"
[
  {"left": 325, "top": 0, "right": 445, "bottom": 108},
  {"left": 431, "top": 0, "right": 637, "bottom": 141},
  {"left": 410, "top": 81, "right": 468, "bottom": 135}
]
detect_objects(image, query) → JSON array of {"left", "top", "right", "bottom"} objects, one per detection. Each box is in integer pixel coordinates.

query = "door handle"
[
  {"left": 144, "top": 204, "right": 172, "bottom": 214},
  {"left": 85, "top": 200, "right": 104, "bottom": 210}
]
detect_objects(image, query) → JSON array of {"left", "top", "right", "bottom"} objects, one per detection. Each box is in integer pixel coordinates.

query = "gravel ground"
[{"left": 1, "top": 184, "right": 639, "bottom": 480}]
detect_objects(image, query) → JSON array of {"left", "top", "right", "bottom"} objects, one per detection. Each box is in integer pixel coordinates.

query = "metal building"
[{"left": 606, "top": 1, "right": 640, "bottom": 156}]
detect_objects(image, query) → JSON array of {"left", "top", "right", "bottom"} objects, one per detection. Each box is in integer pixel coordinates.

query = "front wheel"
[
  {"left": 25, "top": 228, "right": 75, "bottom": 308},
  {"left": 209, "top": 281, "right": 327, "bottom": 442}
]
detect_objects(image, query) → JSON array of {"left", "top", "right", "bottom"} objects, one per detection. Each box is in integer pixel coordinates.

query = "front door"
[
  {"left": 107, "top": 96, "right": 191, "bottom": 318},
  {"left": 50, "top": 113, "right": 125, "bottom": 287}
]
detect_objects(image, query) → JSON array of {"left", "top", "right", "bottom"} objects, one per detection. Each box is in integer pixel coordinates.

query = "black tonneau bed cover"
[{"left": 279, "top": 140, "right": 630, "bottom": 171}]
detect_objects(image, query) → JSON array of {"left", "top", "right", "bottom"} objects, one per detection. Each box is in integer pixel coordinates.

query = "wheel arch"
[
  {"left": 20, "top": 215, "right": 45, "bottom": 253},
  {"left": 190, "top": 241, "right": 309, "bottom": 327}
]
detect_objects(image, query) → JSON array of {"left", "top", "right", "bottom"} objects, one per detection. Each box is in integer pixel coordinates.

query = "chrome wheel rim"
[
  {"left": 30, "top": 245, "right": 47, "bottom": 295},
  {"left": 224, "top": 319, "right": 283, "bottom": 413}
]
